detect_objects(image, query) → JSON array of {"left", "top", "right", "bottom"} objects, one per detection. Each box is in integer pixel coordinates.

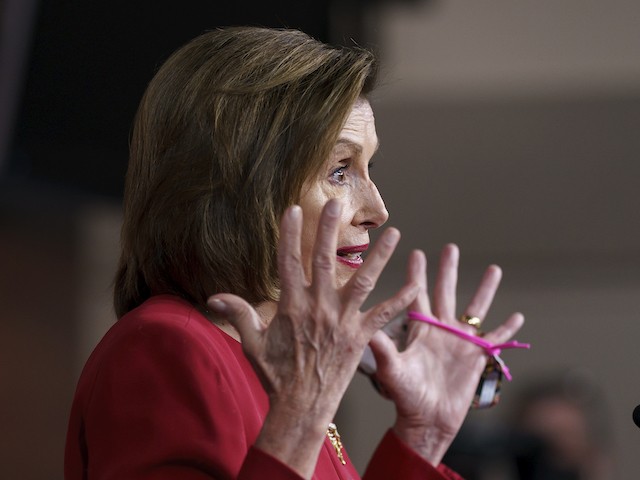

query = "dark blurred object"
[
  {"left": 3, "top": 0, "right": 426, "bottom": 198},
  {"left": 444, "top": 424, "right": 581, "bottom": 480},
  {"left": 6, "top": 0, "right": 335, "bottom": 198},
  {"left": 633, "top": 404, "right": 640, "bottom": 428},
  {"left": 444, "top": 371, "right": 613, "bottom": 480}
]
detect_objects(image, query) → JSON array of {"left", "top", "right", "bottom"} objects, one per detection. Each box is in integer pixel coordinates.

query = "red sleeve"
[
  {"left": 65, "top": 313, "right": 303, "bottom": 480},
  {"left": 363, "top": 430, "right": 464, "bottom": 480},
  {"left": 239, "top": 447, "right": 304, "bottom": 480}
]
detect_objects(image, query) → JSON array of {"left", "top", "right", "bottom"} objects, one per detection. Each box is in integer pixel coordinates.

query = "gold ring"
[{"left": 460, "top": 314, "right": 482, "bottom": 329}]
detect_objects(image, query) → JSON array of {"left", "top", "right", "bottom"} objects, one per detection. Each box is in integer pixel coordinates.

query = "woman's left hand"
[{"left": 368, "top": 244, "right": 525, "bottom": 465}]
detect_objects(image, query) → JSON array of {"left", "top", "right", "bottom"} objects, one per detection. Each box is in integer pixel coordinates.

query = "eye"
[{"left": 330, "top": 164, "right": 349, "bottom": 183}]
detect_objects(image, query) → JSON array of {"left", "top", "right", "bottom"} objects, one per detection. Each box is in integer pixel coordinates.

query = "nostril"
[{"left": 361, "top": 221, "right": 376, "bottom": 230}]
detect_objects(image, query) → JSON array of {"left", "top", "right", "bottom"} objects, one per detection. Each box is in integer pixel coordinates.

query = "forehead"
[{"left": 339, "top": 98, "right": 376, "bottom": 140}]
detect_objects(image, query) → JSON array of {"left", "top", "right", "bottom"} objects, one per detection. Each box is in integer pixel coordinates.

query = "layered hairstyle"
[{"left": 114, "top": 27, "right": 378, "bottom": 317}]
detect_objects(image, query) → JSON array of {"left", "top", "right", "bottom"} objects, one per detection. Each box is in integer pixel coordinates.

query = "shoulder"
[
  {"left": 76, "top": 295, "right": 242, "bottom": 405},
  {"left": 96, "top": 295, "right": 233, "bottom": 362},
  {"left": 66, "top": 296, "right": 268, "bottom": 479},
  {"left": 113, "top": 294, "right": 217, "bottom": 339}
]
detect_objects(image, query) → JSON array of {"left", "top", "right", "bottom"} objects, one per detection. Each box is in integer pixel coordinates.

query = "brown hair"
[{"left": 114, "top": 27, "right": 378, "bottom": 317}]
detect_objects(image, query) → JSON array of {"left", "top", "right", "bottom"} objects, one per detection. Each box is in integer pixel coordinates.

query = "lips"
[{"left": 336, "top": 244, "right": 368, "bottom": 269}]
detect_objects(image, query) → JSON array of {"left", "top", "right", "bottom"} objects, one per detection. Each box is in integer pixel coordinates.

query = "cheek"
[{"left": 334, "top": 267, "right": 356, "bottom": 289}]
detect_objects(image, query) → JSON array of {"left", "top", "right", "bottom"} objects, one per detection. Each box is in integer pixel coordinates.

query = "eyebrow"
[{"left": 334, "top": 138, "right": 381, "bottom": 156}]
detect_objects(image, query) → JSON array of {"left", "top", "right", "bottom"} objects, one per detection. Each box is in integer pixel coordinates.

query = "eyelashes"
[
  {"left": 331, "top": 165, "right": 348, "bottom": 183},
  {"left": 330, "top": 161, "right": 375, "bottom": 184}
]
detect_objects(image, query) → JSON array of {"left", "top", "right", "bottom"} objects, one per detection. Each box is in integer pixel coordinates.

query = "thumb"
[
  {"left": 207, "top": 294, "right": 262, "bottom": 352},
  {"left": 368, "top": 330, "right": 399, "bottom": 377},
  {"left": 367, "top": 330, "right": 400, "bottom": 399}
]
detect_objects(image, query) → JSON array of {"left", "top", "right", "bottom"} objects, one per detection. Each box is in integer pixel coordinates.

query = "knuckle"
[
  {"left": 375, "top": 306, "right": 394, "bottom": 325},
  {"left": 351, "top": 274, "right": 376, "bottom": 294},
  {"left": 278, "top": 298, "right": 304, "bottom": 321},
  {"left": 311, "top": 303, "right": 339, "bottom": 328},
  {"left": 279, "top": 249, "right": 302, "bottom": 269},
  {"left": 279, "top": 255, "right": 303, "bottom": 281},
  {"left": 312, "top": 253, "right": 334, "bottom": 272}
]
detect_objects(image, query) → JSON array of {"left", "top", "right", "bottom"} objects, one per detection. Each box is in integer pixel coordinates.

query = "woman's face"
[{"left": 298, "top": 98, "right": 389, "bottom": 287}]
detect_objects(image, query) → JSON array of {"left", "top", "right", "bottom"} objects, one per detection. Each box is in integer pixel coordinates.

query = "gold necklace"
[{"left": 326, "top": 422, "right": 346, "bottom": 465}]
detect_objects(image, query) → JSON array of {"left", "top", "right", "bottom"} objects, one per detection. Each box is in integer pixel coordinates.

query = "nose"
[{"left": 354, "top": 179, "right": 389, "bottom": 230}]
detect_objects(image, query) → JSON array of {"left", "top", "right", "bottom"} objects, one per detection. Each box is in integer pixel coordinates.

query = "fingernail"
[
  {"left": 207, "top": 298, "right": 227, "bottom": 314},
  {"left": 289, "top": 205, "right": 301, "bottom": 219},
  {"left": 384, "top": 228, "right": 400, "bottom": 245}
]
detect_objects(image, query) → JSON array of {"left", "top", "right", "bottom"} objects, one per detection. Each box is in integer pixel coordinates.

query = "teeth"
[{"left": 338, "top": 252, "right": 362, "bottom": 260}]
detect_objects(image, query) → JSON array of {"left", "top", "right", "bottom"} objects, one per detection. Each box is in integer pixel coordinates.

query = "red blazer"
[{"left": 65, "top": 295, "right": 462, "bottom": 480}]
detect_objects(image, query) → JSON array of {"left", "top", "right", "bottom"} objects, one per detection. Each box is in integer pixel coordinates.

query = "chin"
[
  {"left": 335, "top": 267, "right": 358, "bottom": 288},
  {"left": 302, "top": 263, "right": 359, "bottom": 288}
]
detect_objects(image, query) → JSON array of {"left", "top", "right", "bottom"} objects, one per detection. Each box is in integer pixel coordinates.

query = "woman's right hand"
[{"left": 206, "top": 200, "right": 418, "bottom": 479}]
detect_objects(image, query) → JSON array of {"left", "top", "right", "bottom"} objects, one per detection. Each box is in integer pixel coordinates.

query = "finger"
[
  {"left": 310, "top": 199, "right": 342, "bottom": 294},
  {"left": 277, "top": 205, "right": 306, "bottom": 308},
  {"left": 207, "top": 294, "right": 263, "bottom": 354},
  {"left": 463, "top": 265, "right": 502, "bottom": 321},
  {"left": 404, "top": 250, "right": 436, "bottom": 340},
  {"left": 363, "top": 279, "right": 419, "bottom": 333},
  {"left": 433, "top": 243, "right": 459, "bottom": 321},
  {"left": 368, "top": 330, "right": 400, "bottom": 377},
  {"left": 406, "top": 249, "right": 431, "bottom": 314},
  {"left": 343, "top": 227, "right": 400, "bottom": 310},
  {"left": 483, "top": 312, "right": 525, "bottom": 344}
]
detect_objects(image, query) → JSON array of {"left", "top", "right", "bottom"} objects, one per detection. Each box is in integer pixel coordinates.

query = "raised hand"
[
  {"left": 207, "top": 200, "right": 418, "bottom": 478},
  {"left": 368, "top": 244, "right": 525, "bottom": 465}
]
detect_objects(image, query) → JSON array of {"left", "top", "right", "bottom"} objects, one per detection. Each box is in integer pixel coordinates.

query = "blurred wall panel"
[
  {"left": 0, "top": 194, "right": 78, "bottom": 479},
  {"left": 338, "top": 3, "right": 640, "bottom": 479}
]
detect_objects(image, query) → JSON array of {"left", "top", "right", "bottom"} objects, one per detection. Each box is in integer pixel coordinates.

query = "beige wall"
[
  {"left": 336, "top": 2, "right": 640, "bottom": 479},
  {"left": 374, "top": 0, "right": 640, "bottom": 99}
]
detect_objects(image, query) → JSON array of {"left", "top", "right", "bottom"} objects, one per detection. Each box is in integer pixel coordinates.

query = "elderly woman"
[{"left": 64, "top": 27, "right": 525, "bottom": 480}]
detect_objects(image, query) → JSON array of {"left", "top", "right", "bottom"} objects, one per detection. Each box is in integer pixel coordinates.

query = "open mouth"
[{"left": 336, "top": 244, "right": 368, "bottom": 268}]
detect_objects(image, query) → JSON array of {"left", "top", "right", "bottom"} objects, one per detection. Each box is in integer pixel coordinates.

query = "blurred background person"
[
  {"left": 441, "top": 370, "right": 614, "bottom": 480},
  {"left": 510, "top": 371, "right": 613, "bottom": 480}
]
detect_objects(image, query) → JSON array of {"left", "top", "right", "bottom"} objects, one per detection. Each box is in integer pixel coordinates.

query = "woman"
[{"left": 65, "top": 27, "right": 525, "bottom": 479}]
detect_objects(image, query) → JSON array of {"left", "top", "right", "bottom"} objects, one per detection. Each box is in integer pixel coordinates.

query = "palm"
[{"left": 369, "top": 245, "right": 525, "bottom": 462}]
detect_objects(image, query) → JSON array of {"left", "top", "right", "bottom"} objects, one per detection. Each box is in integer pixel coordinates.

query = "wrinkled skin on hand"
[
  {"left": 207, "top": 199, "right": 525, "bottom": 476},
  {"left": 207, "top": 200, "right": 419, "bottom": 478},
  {"left": 368, "top": 244, "right": 525, "bottom": 465}
]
